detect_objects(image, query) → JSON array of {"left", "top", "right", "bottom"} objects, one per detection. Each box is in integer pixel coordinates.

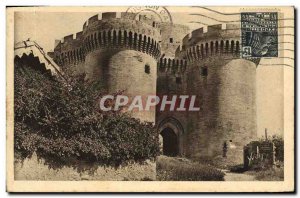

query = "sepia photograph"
[{"left": 6, "top": 6, "right": 294, "bottom": 192}]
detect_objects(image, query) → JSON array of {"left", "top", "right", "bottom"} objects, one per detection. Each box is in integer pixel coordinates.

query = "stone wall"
[
  {"left": 15, "top": 154, "right": 156, "bottom": 181},
  {"left": 184, "top": 58, "right": 257, "bottom": 163},
  {"left": 156, "top": 24, "right": 258, "bottom": 164},
  {"left": 51, "top": 13, "right": 259, "bottom": 164},
  {"left": 159, "top": 23, "right": 190, "bottom": 58}
]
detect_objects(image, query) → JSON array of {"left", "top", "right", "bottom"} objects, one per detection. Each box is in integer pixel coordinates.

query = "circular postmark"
[{"left": 125, "top": 6, "right": 173, "bottom": 24}]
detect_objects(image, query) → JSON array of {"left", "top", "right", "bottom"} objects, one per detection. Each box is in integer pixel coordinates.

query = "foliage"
[
  {"left": 156, "top": 156, "right": 224, "bottom": 181},
  {"left": 249, "top": 165, "right": 284, "bottom": 181},
  {"left": 14, "top": 65, "right": 159, "bottom": 169},
  {"left": 271, "top": 135, "right": 284, "bottom": 162}
]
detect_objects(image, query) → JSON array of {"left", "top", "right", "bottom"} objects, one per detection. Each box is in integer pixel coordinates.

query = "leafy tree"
[{"left": 14, "top": 64, "right": 159, "bottom": 170}]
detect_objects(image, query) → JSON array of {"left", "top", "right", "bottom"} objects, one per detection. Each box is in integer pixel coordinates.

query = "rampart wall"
[{"left": 52, "top": 17, "right": 259, "bottom": 164}]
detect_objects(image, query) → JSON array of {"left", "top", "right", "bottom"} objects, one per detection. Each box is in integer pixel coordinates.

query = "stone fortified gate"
[{"left": 51, "top": 12, "right": 260, "bottom": 164}]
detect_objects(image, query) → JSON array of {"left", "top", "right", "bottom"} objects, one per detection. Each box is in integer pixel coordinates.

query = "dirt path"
[{"left": 222, "top": 170, "right": 256, "bottom": 181}]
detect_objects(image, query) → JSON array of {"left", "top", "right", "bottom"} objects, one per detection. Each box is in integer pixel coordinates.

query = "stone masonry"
[{"left": 52, "top": 12, "right": 260, "bottom": 164}]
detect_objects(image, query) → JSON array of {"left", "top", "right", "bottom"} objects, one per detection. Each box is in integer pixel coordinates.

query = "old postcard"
[{"left": 6, "top": 6, "right": 294, "bottom": 192}]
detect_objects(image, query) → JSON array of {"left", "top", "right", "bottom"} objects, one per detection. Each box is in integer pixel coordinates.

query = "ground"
[
  {"left": 156, "top": 155, "right": 283, "bottom": 181},
  {"left": 223, "top": 169, "right": 256, "bottom": 181},
  {"left": 156, "top": 155, "right": 225, "bottom": 181}
]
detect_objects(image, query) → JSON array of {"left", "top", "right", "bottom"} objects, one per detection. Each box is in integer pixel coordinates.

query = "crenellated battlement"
[
  {"left": 158, "top": 58, "right": 187, "bottom": 73},
  {"left": 175, "top": 24, "right": 242, "bottom": 62},
  {"left": 61, "top": 31, "right": 84, "bottom": 44},
  {"left": 53, "top": 12, "right": 164, "bottom": 66},
  {"left": 63, "top": 34, "right": 74, "bottom": 43},
  {"left": 182, "top": 23, "right": 240, "bottom": 47},
  {"left": 52, "top": 13, "right": 260, "bottom": 76},
  {"left": 53, "top": 31, "right": 85, "bottom": 66},
  {"left": 83, "top": 12, "right": 159, "bottom": 29},
  {"left": 82, "top": 12, "right": 161, "bottom": 39},
  {"left": 80, "top": 12, "right": 162, "bottom": 58}
]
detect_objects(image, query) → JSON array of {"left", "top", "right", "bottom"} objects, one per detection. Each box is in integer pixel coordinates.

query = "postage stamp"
[{"left": 241, "top": 12, "right": 278, "bottom": 58}]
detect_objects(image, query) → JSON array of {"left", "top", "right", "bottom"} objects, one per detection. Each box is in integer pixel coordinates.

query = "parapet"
[
  {"left": 63, "top": 34, "right": 74, "bottom": 43},
  {"left": 207, "top": 24, "right": 222, "bottom": 32},
  {"left": 120, "top": 12, "right": 136, "bottom": 20},
  {"left": 191, "top": 28, "right": 203, "bottom": 38},
  {"left": 61, "top": 31, "right": 83, "bottom": 45},
  {"left": 80, "top": 12, "right": 163, "bottom": 59},
  {"left": 88, "top": 14, "right": 99, "bottom": 24},
  {"left": 76, "top": 31, "right": 83, "bottom": 39},
  {"left": 186, "top": 24, "right": 240, "bottom": 45},
  {"left": 82, "top": 12, "right": 161, "bottom": 41},
  {"left": 54, "top": 12, "right": 166, "bottom": 66},
  {"left": 102, "top": 12, "right": 117, "bottom": 19},
  {"left": 177, "top": 23, "right": 242, "bottom": 61},
  {"left": 53, "top": 30, "right": 85, "bottom": 66}
]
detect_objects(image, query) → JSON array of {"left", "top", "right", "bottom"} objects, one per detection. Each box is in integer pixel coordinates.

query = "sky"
[{"left": 14, "top": 6, "right": 294, "bottom": 137}]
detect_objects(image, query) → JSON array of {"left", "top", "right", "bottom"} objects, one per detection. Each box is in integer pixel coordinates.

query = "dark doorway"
[{"left": 160, "top": 127, "right": 179, "bottom": 156}]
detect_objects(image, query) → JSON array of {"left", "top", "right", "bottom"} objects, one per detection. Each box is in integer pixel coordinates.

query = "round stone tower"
[
  {"left": 81, "top": 12, "right": 161, "bottom": 122},
  {"left": 175, "top": 24, "right": 259, "bottom": 163}
]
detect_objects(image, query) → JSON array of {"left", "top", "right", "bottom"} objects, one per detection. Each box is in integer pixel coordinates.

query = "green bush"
[
  {"left": 157, "top": 156, "right": 224, "bottom": 181},
  {"left": 14, "top": 65, "right": 159, "bottom": 169}
]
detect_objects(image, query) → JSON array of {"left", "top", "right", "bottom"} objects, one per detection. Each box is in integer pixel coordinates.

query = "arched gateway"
[{"left": 157, "top": 117, "right": 184, "bottom": 156}]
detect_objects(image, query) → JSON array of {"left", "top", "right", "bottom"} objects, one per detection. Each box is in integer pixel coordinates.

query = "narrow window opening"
[
  {"left": 145, "top": 64, "right": 150, "bottom": 74},
  {"left": 201, "top": 67, "right": 208, "bottom": 76},
  {"left": 169, "top": 38, "right": 173, "bottom": 43},
  {"left": 176, "top": 77, "right": 182, "bottom": 84}
]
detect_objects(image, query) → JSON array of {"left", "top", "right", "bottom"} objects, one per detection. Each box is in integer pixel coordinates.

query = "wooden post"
[
  {"left": 272, "top": 142, "right": 276, "bottom": 166},
  {"left": 265, "top": 128, "right": 268, "bottom": 140}
]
